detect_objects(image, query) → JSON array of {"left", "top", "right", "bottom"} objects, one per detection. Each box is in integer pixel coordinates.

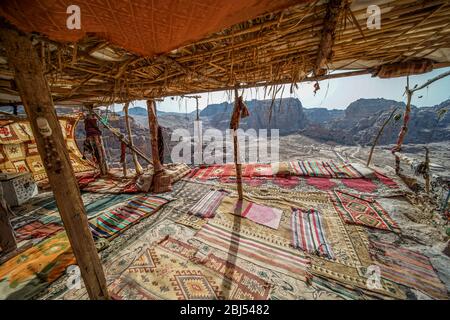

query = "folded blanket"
[
  {"left": 291, "top": 208, "right": 334, "bottom": 259},
  {"left": 188, "top": 190, "right": 228, "bottom": 218}
]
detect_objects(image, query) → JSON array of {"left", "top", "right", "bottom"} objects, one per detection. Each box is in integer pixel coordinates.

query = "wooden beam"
[
  {"left": 146, "top": 99, "right": 171, "bottom": 193},
  {"left": 123, "top": 102, "right": 143, "bottom": 174},
  {"left": 314, "top": 0, "right": 346, "bottom": 77},
  {"left": 0, "top": 195, "right": 16, "bottom": 255},
  {"left": 147, "top": 99, "right": 163, "bottom": 173},
  {"left": 230, "top": 88, "right": 249, "bottom": 200},
  {"left": 91, "top": 110, "right": 153, "bottom": 165},
  {"left": 155, "top": 55, "right": 223, "bottom": 86},
  {"left": 0, "top": 25, "right": 109, "bottom": 300},
  {"left": 85, "top": 106, "right": 109, "bottom": 176}
]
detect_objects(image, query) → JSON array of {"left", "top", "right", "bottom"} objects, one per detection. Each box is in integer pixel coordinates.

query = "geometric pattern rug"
[
  {"left": 330, "top": 191, "right": 400, "bottom": 232},
  {"left": 109, "top": 237, "right": 272, "bottom": 300},
  {"left": 0, "top": 116, "right": 94, "bottom": 183},
  {"left": 369, "top": 239, "right": 448, "bottom": 300}
]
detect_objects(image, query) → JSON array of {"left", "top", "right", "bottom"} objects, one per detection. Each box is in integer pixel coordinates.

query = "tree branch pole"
[
  {"left": 367, "top": 107, "right": 398, "bottom": 166},
  {"left": 393, "top": 70, "right": 450, "bottom": 173},
  {"left": 91, "top": 110, "right": 153, "bottom": 165},
  {"left": 0, "top": 25, "right": 109, "bottom": 299},
  {"left": 0, "top": 190, "right": 16, "bottom": 255},
  {"left": 230, "top": 88, "right": 245, "bottom": 200},
  {"left": 147, "top": 99, "right": 171, "bottom": 193},
  {"left": 123, "top": 102, "right": 143, "bottom": 174},
  {"left": 86, "top": 105, "right": 109, "bottom": 176}
]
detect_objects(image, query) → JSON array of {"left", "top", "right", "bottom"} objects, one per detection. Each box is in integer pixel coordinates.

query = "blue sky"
[{"left": 114, "top": 67, "right": 450, "bottom": 113}]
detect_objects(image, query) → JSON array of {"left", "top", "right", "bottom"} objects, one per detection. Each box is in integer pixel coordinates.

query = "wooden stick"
[
  {"left": 314, "top": 0, "right": 346, "bottom": 76},
  {"left": 0, "top": 194, "right": 17, "bottom": 255},
  {"left": 146, "top": 99, "right": 171, "bottom": 193},
  {"left": 231, "top": 87, "right": 244, "bottom": 200},
  {"left": 123, "top": 102, "right": 143, "bottom": 174},
  {"left": 367, "top": 107, "right": 398, "bottom": 166},
  {"left": 0, "top": 25, "right": 109, "bottom": 300},
  {"left": 91, "top": 110, "right": 153, "bottom": 165},
  {"left": 146, "top": 100, "right": 163, "bottom": 173}
]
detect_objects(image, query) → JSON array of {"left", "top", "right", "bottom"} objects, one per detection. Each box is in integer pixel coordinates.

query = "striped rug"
[
  {"left": 196, "top": 222, "right": 311, "bottom": 281},
  {"left": 188, "top": 190, "right": 228, "bottom": 218},
  {"left": 89, "top": 195, "right": 170, "bottom": 238},
  {"left": 369, "top": 239, "right": 448, "bottom": 300},
  {"left": 291, "top": 208, "right": 334, "bottom": 259},
  {"left": 289, "top": 160, "right": 363, "bottom": 179}
]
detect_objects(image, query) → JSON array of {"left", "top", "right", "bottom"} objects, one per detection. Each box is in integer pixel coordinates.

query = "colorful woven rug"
[
  {"left": 11, "top": 192, "right": 138, "bottom": 248},
  {"left": 80, "top": 175, "right": 139, "bottom": 194},
  {"left": 369, "top": 239, "right": 448, "bottom": 300},
  {"left": 240, "top": 201, "right": 283, "bottom": 230},
  {"left": 291, "top": 208, "right": 334, "bottom": 259},
  {"left": 188, "top": 190, "right": 228, "bottom": 218},
  {"left": 0, "top": 232, "right": 75, "bottom": 300},
  {"left": 109, "top": 237, "right": 272, "bottom": 300},
  {"left": 196, "top": 216, "right": 310, "bottom": 281},
  {"left": 15, "top": 221, "right": 64, "bottom": 243},
  {"left": 186, "top": 163, "right": 274, "bottom": 180},
  {"left": 330, "top": 191, "right": 400, "bottom": 232},
  {"left": 175, "top": 213, "right": 209, "bottom": 230},
  {"left": 0, "top": 117, "right": 94, "bottom": 183},
  {"left": 89, "top": 195, "right": 171, "bottom": 239},
  {"left": 185, "top": 164, "right": 401, "bottom": 196},
  {"left": 285, "top": 160, "right": 365, "bottom": 178}
]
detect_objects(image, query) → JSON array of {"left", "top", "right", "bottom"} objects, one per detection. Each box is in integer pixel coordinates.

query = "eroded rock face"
[
  {"left": 302, "top": 98, "right": 450, "bottom": 146},
  {"left": 201, "top": 97, "right": 308, "bottom": 134}
]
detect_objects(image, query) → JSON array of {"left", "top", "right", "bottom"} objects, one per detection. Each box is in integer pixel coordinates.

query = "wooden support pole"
[
  {"left": 393, "top": 70, "right": 450, "bottom": 159},
  {"left": 147, "top": 99, "right": 171, "bottom": 193},
  {"left": 85, "top": 105, "right": 109, "bottom": 176},
  {"left": 120, "top": 141, "right": 127, "bottom": 178},
  {"left": 230, "top": 88, "right": 248, "bottom": 200},
  {"left": 314, "top": 0, "right": 346, "bottom": 77},
  {"left": 0, "top": 25, "right": 109, "bottom": 300},
  {"left": 123, "top": 102, "right": 143, "bottom": 174},
  {"left": 91, "top": 110, "right": 153, "bottom": 165},
  {"left": 0, "top": 194, "right": 17, "bottom": 255}
]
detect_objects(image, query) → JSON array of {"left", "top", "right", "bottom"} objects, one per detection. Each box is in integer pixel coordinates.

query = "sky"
[{"left": 112, "top": 67, "right": 450, "bottom": 113}]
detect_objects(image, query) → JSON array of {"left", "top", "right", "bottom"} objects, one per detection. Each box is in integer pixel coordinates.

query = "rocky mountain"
[
  {"left": 301, "top": 98, "right": 450, "bottom": 145},
  {"left": 303, "top": 108, "right": 344, "bottom": 124},
  {"left": 200, "top": 97, "right": 308, "bottom": 134},
  {"left": 69, "top": 97, "right": 450, "bottom": 167}
]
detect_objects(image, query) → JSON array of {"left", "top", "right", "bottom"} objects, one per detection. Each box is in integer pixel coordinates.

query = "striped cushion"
[
  {"left": 188, "top": 190, "right": 228, "bottom": 218},
  {"left": 291, "top": 208, "right": 334, "bottom": 259},
  {"left": 89, "top": 195, "right": 170, "bottom": 238}
]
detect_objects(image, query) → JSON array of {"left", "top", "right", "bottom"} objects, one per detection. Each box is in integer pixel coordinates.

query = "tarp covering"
[{"left": 0, "top": 0, "right": 304, "bottom": 56}]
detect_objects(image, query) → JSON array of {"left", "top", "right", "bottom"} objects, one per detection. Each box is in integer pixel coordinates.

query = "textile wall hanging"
[{"left": 0, "top": 116, "right": 94, "bottom": 183}]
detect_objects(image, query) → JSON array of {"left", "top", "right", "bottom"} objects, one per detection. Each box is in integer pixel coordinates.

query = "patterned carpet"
[{"left": 2, "top": 162, "right": 448, "bottom": 301}]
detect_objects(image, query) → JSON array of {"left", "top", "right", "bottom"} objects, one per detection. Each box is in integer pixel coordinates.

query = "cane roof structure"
[{"left": 0, "top": 0, "right": 450, "bottom": 106}]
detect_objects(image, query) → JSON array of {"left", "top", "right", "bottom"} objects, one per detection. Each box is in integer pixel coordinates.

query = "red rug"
[
  {"left": 342, "top": 178, "right": 377, "bottom": 193},
  {"left": 374, "top": 172, "right": 399, "bottom": 189},
  {"left": 305, "top": 177, "right": 337, "bottom": 191},
  {"left": 330, "top": 191, "right": 400, "bottom": 232}
]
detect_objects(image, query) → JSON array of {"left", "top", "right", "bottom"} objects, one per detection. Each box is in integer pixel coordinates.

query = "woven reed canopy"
[{"left": 0, "top": 0, "right": 450, "bottom": 106}]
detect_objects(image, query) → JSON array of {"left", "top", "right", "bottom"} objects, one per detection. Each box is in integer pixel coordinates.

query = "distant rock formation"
[
  {"left": 301, "top": 98, "right": 450, "bottom": 145},
  {"left": 201, "top": 97, "right": 308, "bottom": 134}
]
